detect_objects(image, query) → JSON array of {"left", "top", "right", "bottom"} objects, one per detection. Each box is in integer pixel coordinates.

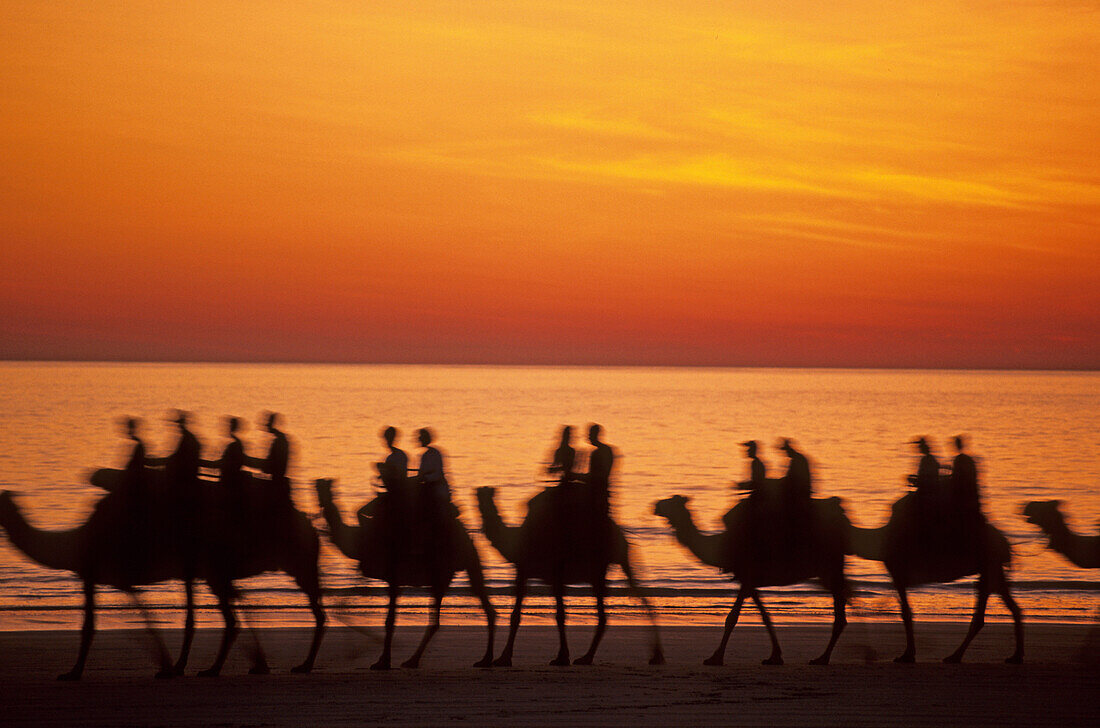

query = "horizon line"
[{"left": 1, "top": 359, "right": 1096, "bottom": 374}]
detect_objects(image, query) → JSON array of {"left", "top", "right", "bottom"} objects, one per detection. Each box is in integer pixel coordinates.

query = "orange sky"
[{"left": 1, "top": 2, "right": 1097, "bottom": 367}]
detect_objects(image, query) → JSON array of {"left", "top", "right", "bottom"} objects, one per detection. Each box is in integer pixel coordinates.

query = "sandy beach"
[{"left": 2, "top": 623, "right": 1096, "bottom": 726}]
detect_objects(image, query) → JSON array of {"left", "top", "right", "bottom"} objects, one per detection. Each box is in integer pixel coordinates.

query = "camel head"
[
  {"left": 654, "top": 495, "right": 691, "bottom": 522},
  {"left": 1024, "top": 500, "right": 1065, "bottom": 531}
]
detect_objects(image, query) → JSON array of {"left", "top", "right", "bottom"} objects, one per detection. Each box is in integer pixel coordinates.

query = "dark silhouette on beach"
[
  {"left": 0, "top": 411, "right": 326, "bottom": 680},
  {"left": 735, "top": 440, "right": 767, "bottom": 493},
  {"left": 847, "top": 440, "right": 1023, "bottom": 664},
  {"left": 655, "top": 489, "right": 849, "bottom": 666},
  {"left": 475, "top": 483, "right": 664, "bottom": 666},
  {"left": 313, "top": 476, "right": 496, "bottom": 669},
  {"left": 245, "top": 412, "right": 292, "bottom": 505},
  {"left": 548, "top": 425, "right": 576, "bottom": 485},
  {"left": 1024, "top": 500, "right": 1100, "bottom": 569}
]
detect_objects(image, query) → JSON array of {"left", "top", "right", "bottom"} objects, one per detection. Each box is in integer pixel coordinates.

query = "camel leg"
[
  {"left": 998, "top": 577, "right": 1025, "bottom": 664},
  {"left": 243, "top": 611, "right": 271, "bottom": 675},
  {"left": 403, "top": 589, "right": 443, "bottom": 668},
  {"left": 172, "top": 579, "right": 195, "bottom": 676},
  {"left": 945, "top": 575, "right": 989, "bottom": 663},
  {"left": 894, "top": 582, "right": 916, "bottom": 663},
  {"left": 128, "top": 590, "right": 174, "bottom": 678},
  {"left": 810, "top": 587, "right": 848, "bottom": 666},
  {"left": 59, "top": 581, "right": 96, "bottom": 681},
  {"left": 574, "top": 574, "right": 607, "bottom": 665},
  {"left": 290, "top": 566, "right": 326, "bottom": 674},
  {"left": 550, "top": 579, "right": 571, "bottom": 666},
  {"left": 619, "top": 553, "right": 664, "bottom": 665},
  {"left": 372, "top": 583, "right": 400, "bottom": 670},
  {"left": 465, "top": 555, "right": 496, "bottom": 668},
  {"left": 198, "top": 586, "right": 239, "bottom": 677},
  {"left": 494, "top": 574, "right": 526, "bottom": 667},
  {"left": 752, "top": 593, "right": 783, "bottom": 665},
  {"left": 704, "top": 588, "right": 747, "bottom": 666}
]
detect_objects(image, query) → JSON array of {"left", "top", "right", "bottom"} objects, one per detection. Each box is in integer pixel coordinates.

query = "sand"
[{"left": 1, "top": 623, "right": 1097, "bottom": 726}]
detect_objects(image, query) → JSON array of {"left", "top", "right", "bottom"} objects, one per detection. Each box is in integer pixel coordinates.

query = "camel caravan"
[{"left": 0, "top": 415, "right": 1095, "bottom": 680}]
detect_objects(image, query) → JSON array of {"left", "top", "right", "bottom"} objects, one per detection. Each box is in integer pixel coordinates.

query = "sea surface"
[{"left": 0, "top": 363, "right": 1097, "bottom": 630}]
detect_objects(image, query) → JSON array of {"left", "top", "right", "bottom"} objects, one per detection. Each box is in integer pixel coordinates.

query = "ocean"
[{"left": 0, "top": 363, "right": 1096, "bottom": 630}]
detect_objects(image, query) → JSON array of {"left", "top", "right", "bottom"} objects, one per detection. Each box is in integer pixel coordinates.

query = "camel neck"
[
  {"left": 667, "top": 509, "right": 723, "bottom": 570},
  {"left": 0, "top": 499, "right": 85, "bottom": 574},
  {"left": 317, "top": 492, "right": 361, "bottom": 561},
  {"left": 476, "top": 494, "right": 520, "bottom": 564}
]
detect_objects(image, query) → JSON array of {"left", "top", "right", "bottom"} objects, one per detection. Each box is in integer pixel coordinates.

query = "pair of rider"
[
  {"left": 734, "top": 439, "right": 813, "bottom": 559},
  {"left": 909, "top": 435, "right": 984, "bottom": 548},
  {"left": 545, "top": 424, "right": 615, "bottom": 565},
  {"left": 548, "top": 424, "right": 614, "bottom": 515},
  {"left": 373, "top": 426, "right": 452, "bottom": 568},
  {"left": 738, "top": 438, "right": 812, "bottom": 504}
]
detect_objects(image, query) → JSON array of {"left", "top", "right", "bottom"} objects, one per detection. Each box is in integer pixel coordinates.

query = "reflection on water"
[{"left": 0, "top": 363, "right": 1097, "bottom": 628}]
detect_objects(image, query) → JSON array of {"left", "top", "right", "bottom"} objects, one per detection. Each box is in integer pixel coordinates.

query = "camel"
[
  {"left": 313, "top": 478, "right": 495, "bottom": 669},
  {"left": 0, "top": 472, "right": 326, "bottom": 680},
  {"left": 475, "top": 485, "right": 664, "bottom": 666},
  {"left": 1024, "top": 500, "right": 1100, "bottom": 569},
  {"left": 654, "top": 493, "right": 849, "bottom": 665},
  {"left": 848, "top": 492, "right": 1023, "bottom": 663}
]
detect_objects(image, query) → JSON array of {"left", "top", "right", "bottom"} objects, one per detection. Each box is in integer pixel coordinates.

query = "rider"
[
  {"left": 779, "top": 438, "right": 814, "bottom": 557},
  {"left": 416, "top": 428, "right": 452, "bottom": 580},
  {"left": 204, "top": 416, "right": 246, "bottom": 516},
  {"left": 119, "top": 416, "right": 148, "bottom": 583},
  {"left": 158, "top": 410, "right": 202, "bottom": 576},
  {"left": 586, "top": 424, "right": 614, "bottom": 519},
  {"left": 548, "top": 425, "right": 576, "bottom": 486},
  {"left": 247, "top": 412, "right": 292, "bottom": 508},
  {"left": 950, "top": 434, "right": 984, "bottom": 552},
  {"left": 377, "top": 426, "right": 409, "bottom": 492},
  {"left": 907, "top": 437, "right": 940, "bottom": 495},
  {"left": 736, "top": 440, "right": 767, "bottom": 493}
]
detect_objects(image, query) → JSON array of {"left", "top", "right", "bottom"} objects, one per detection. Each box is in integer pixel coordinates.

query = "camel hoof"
[
  {"left": 400, "top": 658, "right": 420, "bottom": 669},
  {"left": 549, "top": 656, "right": 571, "bottom": 667},
  {"left": 492, "top": 656, "right": 512, "bottom": 668},
  {"left": 893, "top": 654, "right": 915, "bottom": 664},
  {"left": 1005, "top": 654, "right": 1023, "bottom": 665},
  {"left": 290, "top": 663, "right": 313, "bottom": 674},
  {"left": 809, "top": 656, "right": 829, "bottom": 666},
  {"left": 370, "top": 660, "right": 391, "bottom": 671},
  {"left": 473, "top": 657, "right": 493, "bottom": 669},
  {"left": 703, "top": 656, "right": 723, "bottom": 667},
  {"left": 197, "top": 668, "right": 221, "bottom": 678},
  {"left": 573, "top": 655, "right": 594, "bottom": 666},
  {"left": 762, "top": 656, "right": 784, "bottom": 666},
  {"left": 249, "top": 664, "right": 271, "bottom": 675},
  {"left": 942, "top": 653, "right": 962, "bottom": 664},
  {"left": 155, "top": 668, "right": 177, "bottom": 680},
  {"left": 57, "top": 671, "right": 81, "bottom": 682}
]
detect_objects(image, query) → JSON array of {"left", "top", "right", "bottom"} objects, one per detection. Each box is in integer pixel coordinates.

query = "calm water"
[{"left": 0, "top": 363, "right": 1097, "bottom": 630}]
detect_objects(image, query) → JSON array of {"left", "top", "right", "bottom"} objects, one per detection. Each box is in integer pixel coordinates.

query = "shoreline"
[{"left": 3, "top": 624, "right": 1097, "bottom": 726}]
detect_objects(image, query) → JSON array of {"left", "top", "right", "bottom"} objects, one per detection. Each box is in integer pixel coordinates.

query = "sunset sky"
[{"left": 1, "top": 2, "right": 1097, "bottom": 368}]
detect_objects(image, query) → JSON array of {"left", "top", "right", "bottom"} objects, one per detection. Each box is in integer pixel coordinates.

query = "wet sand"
[{"left": 2, "top": 623, "right": 1097, "bottom": 726}]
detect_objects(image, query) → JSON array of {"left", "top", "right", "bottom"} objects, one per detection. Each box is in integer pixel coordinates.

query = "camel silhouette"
[
  {"left": 475, "top": 485, "right": 664, "bottom": 667},
  {"left": 312, "top": 478, "right": 495, "bottom": 669},
  {"left": 0, "top": 472, "right": 325, "bottom": 680},
  {"left": 848, "top": 492, "right": 1023, "bottom": 663},
  {"left": 1024, "top": 500, "right": 1100, "bottom": 569},
  {"left": 654, "top": 493, "right": 849, "bottom": 665}
]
